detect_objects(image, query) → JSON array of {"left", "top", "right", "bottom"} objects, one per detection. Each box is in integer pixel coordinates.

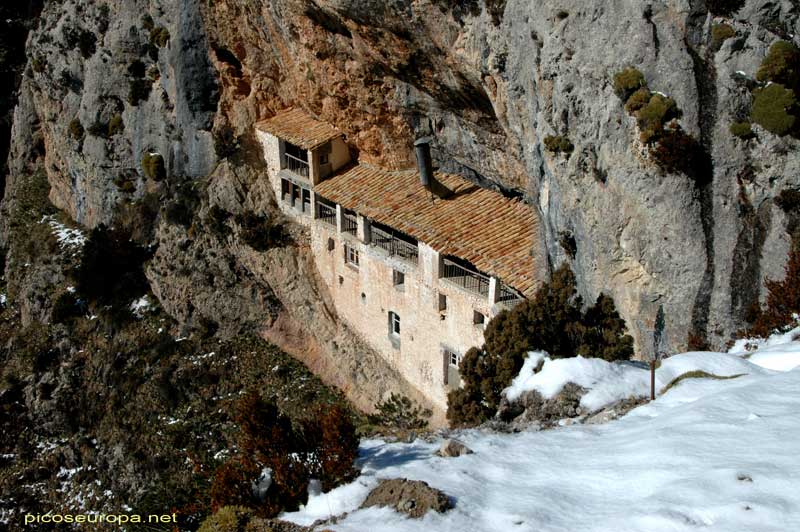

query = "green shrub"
[
  {"left": 107, "top": 113, "right": 124, "bottom": 136},
  {"left": 235, "top": 212, "right": 290, "bottom": 251},
  {"left": 750, "top": 83, "right": 797, "bottom": 136},
  {"left": 447, "top": 264, "right": 633, "bottom": 427},
  {"left": 141, "top": 152, "right": 166, "bottom": 181},
  {"left": 624, "top": 87, "right": 651, "bottom": 114},
  {"left": 775, "top": 189, "right": 800, "bottom": 213},
  {"left": 366, "top": 394, "right": 431, "bottom": 431},
  {"left": 150, "top": 26, "right": 170, "bottom": 48},
  {"left": 128, "top": 78, "right": 152, "bottom": 106},
  {"left": 198, "top": 506, "right": 254, "bottom": 532},
  {"left": 543, "top": 135, "right": 574, "bottom": 154},
  {"left": 729, "top": 121, "right": 755, "bottom": 139},
  {"left": 613, "top": 67, "right": 646, "bottom": 100},
  {"left": 711, "top": 23, "right": 735, "bottom": 50},
  {"left": 113, "top": 174, "right": 136, "bottom": 193},
  {"left": 68, "top": 118, "right": 84, "bottom": 139},
  {"left": 756, "top": 41, "right": 800, "bottom": 90},
  {"left": 706, "top": 0, "right": 745, "bottom": 16},
  {"left": 636, "top": 93, "right": 679, "bottom": 144}
]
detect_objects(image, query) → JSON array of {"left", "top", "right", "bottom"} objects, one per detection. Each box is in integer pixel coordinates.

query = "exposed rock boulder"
[
  {"left": 436, "top": 438, "right": 474, "bottom": 457},
  {"left": 584, "top": 396, "right": 648, "bottom": 425},
  {"left": 360, "top": 479, "right": 452, "bottom": 518},
  {"left": 497, "top": 382, "right": 587, "bottom": 427}
]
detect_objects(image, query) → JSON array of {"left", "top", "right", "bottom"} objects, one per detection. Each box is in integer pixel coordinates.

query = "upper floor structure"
[{"left": 255, "top": 108, "right": 545, "bottom": 411}]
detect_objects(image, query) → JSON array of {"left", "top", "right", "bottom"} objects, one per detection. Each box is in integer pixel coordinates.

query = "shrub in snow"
[
  {"left": 366, "top": 393, "right": 432, "bottom": 431},
  {"left": 447, "top": 264, "right": 633, "bottom": 427}
]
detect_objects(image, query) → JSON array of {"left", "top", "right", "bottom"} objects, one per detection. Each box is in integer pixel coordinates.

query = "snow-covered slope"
[{"left": 283, "top": 335, "right": 800, "bottom": 532}]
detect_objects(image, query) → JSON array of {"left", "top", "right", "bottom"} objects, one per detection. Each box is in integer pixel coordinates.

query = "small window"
[
  {"left": 473, "top": 311, "right": 485, "bottom": 326},
  {"left": 389, "top": 311, "right": 401, "bottom": 336},
  {"left": 291, "top": 183, "right": 301, "bottom": 207},
  {"left": 319, "top": 152, "right": 330, "bottom": 165},
  {"left": 448, "top": 350, "right": 461, "bottom": 368},
  {"left": 344, "top": 243, "right": 359, "bottom": 267},
  {"left": 438, "top": 293, "right": 447, "bottom": 312},
  {"left": 280, "top": 179, "right": 291, "bottom": 203},
  {"left": 393, "top": 269, "right": 405, "bottom": 288},
  {"left": 327, "top": 238, "right": 335, "bottom": 252},
  {"left": 444, "top": 348, "right": 461, "bottom": 388}
]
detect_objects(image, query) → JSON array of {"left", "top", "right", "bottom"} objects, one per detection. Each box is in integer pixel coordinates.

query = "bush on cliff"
[
  {"left": 745, "top": 237, "right": 800, "bottom": 337},
  {"left": 750, "top": 83, "right": 797, "bottom": 136},
  {"left": 447, "top": 264, "right": 634, "bottom": 427},
  {"left": 74, "top": 225, "right": 151, "bottom": 320},
  {"left": 613, "top": 67, "right": 646, "bottom": 101},
  {"left": 210, "top": 393, "right": 358, "bottom": 517}
]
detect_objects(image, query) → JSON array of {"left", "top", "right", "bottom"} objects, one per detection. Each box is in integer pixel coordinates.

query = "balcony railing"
[
  {"left": 370, "top": 225, "right": 419, "bottom": 264},
  {"left": 497, "top": 283, "right": 523, "bottom": 303},
  {"left": 316, "top": 201, "right": 336, "bottom": 226},
  {"left": 342, "top": 211, "right": 358, "bottom": 235},
  {"left": 441, "top": 258, "right": 490, "bottom": 297},
  {"left": 283, "top": 152, "right": 309, "bottom": 178}
]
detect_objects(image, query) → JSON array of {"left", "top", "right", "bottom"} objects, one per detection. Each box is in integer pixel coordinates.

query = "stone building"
[{"left": 256, "top": 108, "right": 546, "bottom": 410}]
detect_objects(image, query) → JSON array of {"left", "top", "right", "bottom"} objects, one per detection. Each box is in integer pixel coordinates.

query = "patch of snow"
[
  {"left": 0, "top": 293, "right": 6, "bottom": 306},
  {"left": 504, "top": 349, "right": 770, "bottom": 412},
  {"left": 40, "top": 215, "right": 86, "bottom": 255},
  {"left": 129, "top": 295, "right": 152, "bottom": 318},
  {"left": 284, "top": 366, "right": 800, "bottom": 531}
]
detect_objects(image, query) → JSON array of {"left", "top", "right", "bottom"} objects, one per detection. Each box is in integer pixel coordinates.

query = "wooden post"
[{"left": 650, "top": 360, "right": 656, "bottom": 401}]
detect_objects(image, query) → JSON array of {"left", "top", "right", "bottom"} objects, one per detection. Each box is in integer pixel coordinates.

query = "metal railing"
[
  {"left": 316, "top": 201, "right": 336, "bottom": 226},
  {"left": 441, "top": 258, "right": 490, "bottom": 297},
  {"left": 342, "top": 211, "right": 358, "bottom": 235},
  {"left": 497, "top": 283, "right": 524, "bottom": 303},
  {"left": 283, "top": 152, "right": 309, "bottom": 178},
  {"left": 370, "top": 225, "right": 419, "bottom": 264}
]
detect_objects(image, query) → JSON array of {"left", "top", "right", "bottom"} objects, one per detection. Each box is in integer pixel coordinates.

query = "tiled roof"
[
  {"left": 255, "top": 108, "right": 342, "bottom": 150},
  {"left": 315, "top": 164, "right": 544, "bottom": 297}
]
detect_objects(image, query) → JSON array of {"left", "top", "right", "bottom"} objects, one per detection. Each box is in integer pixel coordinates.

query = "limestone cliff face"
[
  {"left": 201, "top": 0, "right": 800, "bottom": 353},
  {"left": 3, "top": 0, "right": 800, "bottom": 368}
]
